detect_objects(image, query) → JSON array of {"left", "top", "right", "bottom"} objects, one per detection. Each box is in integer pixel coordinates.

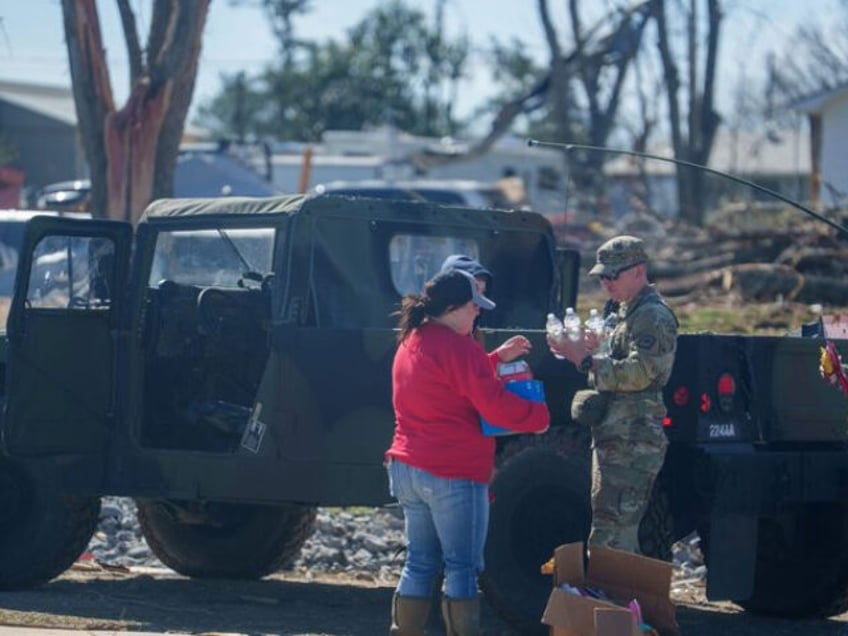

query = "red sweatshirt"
[{"left": 386, "top": 322, "right": 550, "bottom": 483}]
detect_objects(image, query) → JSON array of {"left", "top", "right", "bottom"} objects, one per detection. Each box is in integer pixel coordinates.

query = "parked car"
[{"left": 34, "top": 180, "right": 91, "bottom": 212}]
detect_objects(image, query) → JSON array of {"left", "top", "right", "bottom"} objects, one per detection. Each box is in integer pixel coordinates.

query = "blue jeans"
[{"left": 387, "top": 459, "right": 489, "bottom": 600}]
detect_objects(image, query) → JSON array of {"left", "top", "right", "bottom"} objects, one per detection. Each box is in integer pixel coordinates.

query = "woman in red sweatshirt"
[{"left": 386, "top": 268, "right": 550, "bottom": 636}]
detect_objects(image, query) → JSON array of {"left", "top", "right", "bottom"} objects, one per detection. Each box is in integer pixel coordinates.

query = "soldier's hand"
[
  {"left": 548, "top": 333, "right": 589, "bottom": 364},
  {"left": 583, "top": 331, "right": 601, "bottom": 353}
]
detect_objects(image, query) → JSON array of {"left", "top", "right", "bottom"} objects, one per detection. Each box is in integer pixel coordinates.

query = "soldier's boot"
[
  {"left": 441, "top": 596, "right": 481, "bottom": 636},
  {"left": 389, "top": 592, "right": 431, "bottom": 635}
]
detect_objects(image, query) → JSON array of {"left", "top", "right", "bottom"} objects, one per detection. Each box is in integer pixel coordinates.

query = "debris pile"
[{"left": 569, "top": 210, "right": 848, "bottom": 308}]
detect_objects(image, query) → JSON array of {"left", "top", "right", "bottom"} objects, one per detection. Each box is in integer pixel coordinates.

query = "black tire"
[
  {"left": 638, "top": 479, "right": 674, "bottom": 562},
  {"left": 479, "top": 427, "right": 592, "bottom": 635},
  {"left": 136, "top": 498, "right": 317, "bottom": 579},
  {"left": 734, "top": 503, "right": 848, "bottom": 618},
  {"left": 0, "top": 458, "right": 100, "bottom": 589}
]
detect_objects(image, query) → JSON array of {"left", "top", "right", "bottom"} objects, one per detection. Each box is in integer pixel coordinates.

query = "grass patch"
[{"left": 674, "top": 302, "right": 825, "bottom": 336}]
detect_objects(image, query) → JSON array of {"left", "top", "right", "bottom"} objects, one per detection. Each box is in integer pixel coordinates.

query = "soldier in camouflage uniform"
[{"left": 548, "top": 235, "right": 678, "bottom": 553}]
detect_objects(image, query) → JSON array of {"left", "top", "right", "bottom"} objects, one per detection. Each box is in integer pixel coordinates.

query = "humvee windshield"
[{"left": 149, "top": 228, "right": 276, "bottom": 287}]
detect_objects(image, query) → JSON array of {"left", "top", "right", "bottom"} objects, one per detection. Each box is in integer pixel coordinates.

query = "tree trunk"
[
  {"left": 61, "top": 0, "right": 210, "bottom": 223},
  {"left": 653, "top": 0, "right": 723, "bottom": 226}
]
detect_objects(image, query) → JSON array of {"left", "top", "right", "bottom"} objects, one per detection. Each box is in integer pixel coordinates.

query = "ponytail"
[{"left": 395, "top": 294, "right": 428, "bottom": 343}]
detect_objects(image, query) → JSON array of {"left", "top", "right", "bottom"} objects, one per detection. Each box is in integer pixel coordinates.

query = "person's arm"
[
  {"left": 454, "top": 339, "right": 550, "bottom": 434},
  {"left": 490, "top": 335, "right": 532, "bottom": 363}
]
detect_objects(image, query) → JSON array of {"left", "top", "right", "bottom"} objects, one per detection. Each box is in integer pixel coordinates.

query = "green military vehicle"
[{"left": 1, "top": 192, "right": 848, "bottom": 634}]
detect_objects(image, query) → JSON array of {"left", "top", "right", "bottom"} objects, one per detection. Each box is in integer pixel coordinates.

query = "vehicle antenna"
[{"left": 527, "top": 138, "right": 848, "bottom": 238}]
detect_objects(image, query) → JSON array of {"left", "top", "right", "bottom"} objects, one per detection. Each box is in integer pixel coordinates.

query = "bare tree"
[
  {"left": 653, "top": 0, "right": 723, "bottom": 225},
  {"left": 409, "top": 0, "right": 651, "bottom": 194},
  {"left": 62, "top": 0, "right": 210, "bottom": 222}
]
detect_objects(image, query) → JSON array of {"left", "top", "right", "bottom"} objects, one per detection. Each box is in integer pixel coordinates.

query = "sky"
[{"left": 0, "top": 0, "right": 837, "bottom": 133}]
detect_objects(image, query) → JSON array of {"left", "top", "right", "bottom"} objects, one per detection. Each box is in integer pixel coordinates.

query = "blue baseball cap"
[{"left": 439, "top": 254, "right": 492, "bottom": 281}]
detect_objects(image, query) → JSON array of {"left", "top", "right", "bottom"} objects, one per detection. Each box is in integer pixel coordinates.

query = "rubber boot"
[
  {"left": 441, "top": 596, "right": 481, "bottom": 636},
  {"left": 389, "top": 592, "right": 431, "bottom": 635}
]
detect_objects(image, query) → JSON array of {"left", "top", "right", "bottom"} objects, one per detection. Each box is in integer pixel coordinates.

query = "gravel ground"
[{"left": 2, "top": 498, "right": 847, "bottom": 635}]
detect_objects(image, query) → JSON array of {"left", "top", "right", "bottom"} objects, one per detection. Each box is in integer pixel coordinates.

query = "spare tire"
[
  {"left": 479, "top": 428, "right": 592, "bottom": 635},
  {"left": 637, "top": 479, "right": 674, "bottom": 562},
  {"left": 0, "top": 458, "right": 100, "bottom": 589},
  {"left": 136, "top": 498, "right": 317, "bottom": 579}
]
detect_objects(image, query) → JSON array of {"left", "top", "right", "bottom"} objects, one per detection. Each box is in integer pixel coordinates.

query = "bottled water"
[
  {"left": 562, "top": 307, "right": 582, "bottom": 341},
  {"left": 545, "top": 313, "right": 565, "bottom": 360},
  {"left": 598, "top": 311, "right": 618, "bottom": 355},
  {"left": 585, "top": 308, "right": 605, "bottom": 337}
]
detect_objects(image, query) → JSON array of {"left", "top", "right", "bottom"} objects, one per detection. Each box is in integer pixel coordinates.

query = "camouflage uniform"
[{"left": 586, "top": 236, "right": 678, "bottom": 553}]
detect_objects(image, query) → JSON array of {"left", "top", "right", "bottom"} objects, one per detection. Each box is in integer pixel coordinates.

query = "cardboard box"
[{"left": 541, "top": 542, "right": 679, "bottom": 636}]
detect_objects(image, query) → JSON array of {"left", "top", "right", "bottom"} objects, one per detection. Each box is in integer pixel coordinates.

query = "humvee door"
[{"left": 1, "top": 216, "right": 132, "bottom": 472}]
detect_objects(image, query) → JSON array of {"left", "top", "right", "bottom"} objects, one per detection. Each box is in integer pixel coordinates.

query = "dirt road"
[{"left": 1, "top": 566, "right": 848, "bottom": 635}]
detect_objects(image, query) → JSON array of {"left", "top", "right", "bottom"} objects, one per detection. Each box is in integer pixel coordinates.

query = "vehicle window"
[
  {"left": 389, "top": 234, "right": 480, "bottom": 296},
  {"left": 149, "top": 227, "right": 276, "bottom": 287},
  {"left": 26, "top": 234, "right": 115, "bottom": 310}
]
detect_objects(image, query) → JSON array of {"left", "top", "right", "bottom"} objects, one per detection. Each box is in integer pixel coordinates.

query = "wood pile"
[{"left": 570, "top": 219, "right": 848, "bottom": 307}]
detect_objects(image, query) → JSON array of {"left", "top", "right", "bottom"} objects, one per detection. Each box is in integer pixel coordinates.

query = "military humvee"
[
  {"left": 3, "top": 193, "right": 848, "bottom": 634},
  {"left": 0, "top": 194, "right": 583, "bottom": 629}
]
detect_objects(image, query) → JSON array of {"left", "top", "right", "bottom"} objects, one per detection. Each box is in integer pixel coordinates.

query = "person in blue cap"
[
  {"left": 440, "top": 254, "right": 530, "bottom": 364},
  {"left": 440, "top": 254, "right": 493, "bottom": 288}
]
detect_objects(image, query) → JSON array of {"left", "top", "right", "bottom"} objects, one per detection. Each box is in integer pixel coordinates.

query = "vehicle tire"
[
  {"left": 735, "top": 503, "right": 848, "bottom": 618},
  {"left": 479, "top": 427, "right": 592, "bottom": 635},
  {"left": 0, "top": 458, "right": 100, "bottom": 590},
  {"left": 638, "top": 479, "right": 674, "bottom": 562},
  {"left": 136, "top": 499, "right": 317, "bottom": 579}
]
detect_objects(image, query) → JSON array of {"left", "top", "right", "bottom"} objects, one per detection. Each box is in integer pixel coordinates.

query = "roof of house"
[
  {"left": 0, "top": 79, "right": 208, "bottom": 137},
  {"left": 790, "top": 82, "right": 848, "bottom": 114},
  {"left": 0, "top": 80, "right": 77, "bottom": 125}
]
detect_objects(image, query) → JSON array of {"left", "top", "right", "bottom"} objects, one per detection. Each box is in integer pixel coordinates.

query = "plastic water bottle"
[
  {"left": 599, "top": 312, "right": 618, "bottom": 355},
  {"left": 585, "top": 308, "right": 605, "bottom": 337},
  {"left": 563, "top": 307, "right": 582, "bottom": 341},
  {"left": 546, "top": 313, "right": 565, "bottom": 359}
]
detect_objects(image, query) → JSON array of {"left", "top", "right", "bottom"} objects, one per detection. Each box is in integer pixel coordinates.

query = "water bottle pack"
[{"left": 546, "top": 308, "right": 611, "bottom": 357}]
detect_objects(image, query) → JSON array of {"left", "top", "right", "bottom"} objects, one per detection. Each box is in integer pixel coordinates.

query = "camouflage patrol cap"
[{"left": 588, "top": 235, "right": 648, "bottom": 276}]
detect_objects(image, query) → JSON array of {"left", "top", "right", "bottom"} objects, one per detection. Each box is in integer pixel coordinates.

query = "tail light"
[
  {"left": 672, "top": 386, "right": 689, "bottom": 407},
  {"left": 664, "top": 385, "right": 690, "bottom": 427},
  {"left": 717, "top": 372, "right": 736, "bottom": 412}
]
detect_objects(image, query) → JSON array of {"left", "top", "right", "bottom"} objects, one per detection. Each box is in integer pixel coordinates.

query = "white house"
[
  {"left": 603, "top": 126, "right": 811, "bottom": 218},
  {"left": 793, "top": 84, "right": 848, "bottom": 208}
]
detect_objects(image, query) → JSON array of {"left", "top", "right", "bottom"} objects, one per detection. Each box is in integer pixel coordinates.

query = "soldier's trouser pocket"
[{"left": 589, "top": 417, "right": 667, "bottom": 551}]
